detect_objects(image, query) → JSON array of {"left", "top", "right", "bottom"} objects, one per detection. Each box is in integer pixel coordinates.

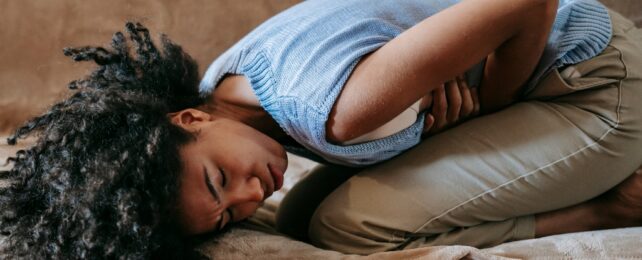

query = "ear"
[{"left": 168, "top": 109, "right": 212, "bottom": 131}]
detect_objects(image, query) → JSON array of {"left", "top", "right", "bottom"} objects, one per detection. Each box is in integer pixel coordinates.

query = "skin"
[
  {"left": 327, "top": 0, "right": 557, "bottom": 142},
  {"left": 535, "top": 169, "right": 642, "bottom": 237},
  {"left": 169, "top": 0, "right": 642, "bottom": 239},
  {"left": 170, "top": 109, "right": 288, "bottom": 235}
]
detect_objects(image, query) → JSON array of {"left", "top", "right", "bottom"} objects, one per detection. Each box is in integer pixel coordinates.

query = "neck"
[
  {"left": 198, "top": 76, "right": 289, "bottom": 142},
  {"left": 199, "top": 100, "right": 287, "bottom": 140}
]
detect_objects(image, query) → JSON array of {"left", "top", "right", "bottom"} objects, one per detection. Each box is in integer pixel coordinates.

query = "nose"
[{"left": 226, "top": 176, "right": 264, "bottom": 205}]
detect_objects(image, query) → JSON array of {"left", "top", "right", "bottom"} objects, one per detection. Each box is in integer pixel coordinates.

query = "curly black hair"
[{"left": 0, "top": 22, "right": 206, "bottom": 259}]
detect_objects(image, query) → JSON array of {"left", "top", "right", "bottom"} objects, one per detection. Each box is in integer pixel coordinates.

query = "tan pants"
[{"left": 276, "top": 11, "right": 642, "bottom": 255}]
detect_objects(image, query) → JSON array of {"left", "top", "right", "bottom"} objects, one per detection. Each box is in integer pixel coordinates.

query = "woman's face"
[{"left": 171, "top": 109, "right": 288, "bottom": 235}]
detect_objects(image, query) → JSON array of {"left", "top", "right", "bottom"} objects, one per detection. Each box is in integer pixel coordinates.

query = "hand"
[{"left": 421, "top": 76, "right": 479, "bottom": 137}]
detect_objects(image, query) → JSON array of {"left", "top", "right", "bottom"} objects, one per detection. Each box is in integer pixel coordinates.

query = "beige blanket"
[{"left": 1, "top": 1, "right": 641, "bottom": 259}]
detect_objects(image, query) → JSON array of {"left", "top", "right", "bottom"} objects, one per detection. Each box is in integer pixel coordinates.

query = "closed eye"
[
  {"left": 204, "top": 166, "right": 220, "bottom": 203},
  {"left": 220, "top": 168, "right": 227, "bottom": 187}
]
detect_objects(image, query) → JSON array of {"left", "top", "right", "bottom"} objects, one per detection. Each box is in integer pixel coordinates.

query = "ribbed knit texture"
[
  {"left": 200, "top": 0, "right": 612, "bottom": 167},
  {"left": 554, "top": 0, "right": 613, "bottom": 66}
]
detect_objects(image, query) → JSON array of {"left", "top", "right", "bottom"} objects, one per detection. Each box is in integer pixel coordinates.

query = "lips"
[
  {"left": 260, "top": 180, "right": 272, "bottom": 201},
  {"left": 268, "top": 163, "right": 284, "bottom": 192}
]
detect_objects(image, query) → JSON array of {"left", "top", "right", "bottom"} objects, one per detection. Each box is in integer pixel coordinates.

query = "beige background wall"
[
  {"left": 0, "top": 0, "right": 300, "bottom": 135},
  {"left": 0, "top": 0, "right": 640, "bottom": 136}
]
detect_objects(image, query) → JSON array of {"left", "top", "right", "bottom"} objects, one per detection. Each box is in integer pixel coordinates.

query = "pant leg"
[
  {"left": 305, "top": 11, "right": 642, "bottom": 255},
  {"left": 275, "top": 164, "right": 358, "bottom": 242}
]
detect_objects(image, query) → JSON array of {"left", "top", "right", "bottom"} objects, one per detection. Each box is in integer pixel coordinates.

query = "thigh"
[
  {"left": 308, "top": 12, "right": 642, "bottom": 254},
  {"left": 309, "top": 102, "right": 631, "bottom": 254}
]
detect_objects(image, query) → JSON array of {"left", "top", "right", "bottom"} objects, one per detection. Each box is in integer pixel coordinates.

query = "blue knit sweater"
[{"left": 200, "top": 0, "right": 612, "bottom": 166}]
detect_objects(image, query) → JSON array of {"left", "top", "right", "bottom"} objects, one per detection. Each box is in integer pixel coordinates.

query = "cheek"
[
  {"left": 176, "top": 198, "right": 201, "bottom": 231},
  {"left": 248, "top": 131, "right": 284, "bottom": 157},
  {"left": 231, "top": 130, "right": 279, "bottom": 157}
]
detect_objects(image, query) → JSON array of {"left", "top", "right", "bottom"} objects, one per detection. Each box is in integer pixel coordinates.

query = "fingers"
[
  {"left": 421, "top": 75, "right": 481, "bottom": 136},
  {"left": 471, "top": 86, "right": 480, "bottom": 116},
  {"left": 446, "top": 78, "right": 463, "bottom": 124},
  {"left": 458, "top": 77, "right": 474, "bottom": 119},
  {"left": 430, "top": 84, "right": 448, "bottom": 134},
  {"left": 422, "top": 113, "right": 435, "bottom": 136}
]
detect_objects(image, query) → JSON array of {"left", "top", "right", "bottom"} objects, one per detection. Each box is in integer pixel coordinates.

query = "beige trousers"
[{"left": 276, "top": 11, "right": 642, "bottom": 255}]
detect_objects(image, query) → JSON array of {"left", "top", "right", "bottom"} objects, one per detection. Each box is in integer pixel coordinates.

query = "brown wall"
[{"left": 0, "top": 0, "right": 300, "bottom": 135}]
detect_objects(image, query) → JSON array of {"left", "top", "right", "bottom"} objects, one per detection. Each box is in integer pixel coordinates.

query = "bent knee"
[{"left": 306, "top": 171, "right": 445, "bottom": 254}]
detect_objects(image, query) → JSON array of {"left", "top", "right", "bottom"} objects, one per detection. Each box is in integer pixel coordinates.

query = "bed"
[{"left": 1, "top": 1, "right": 641, "bottom": 258}]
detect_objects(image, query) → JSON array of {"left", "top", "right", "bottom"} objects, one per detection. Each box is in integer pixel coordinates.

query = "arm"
[{"left": 326, "top": 0, "right": 558, "bottom": 143}]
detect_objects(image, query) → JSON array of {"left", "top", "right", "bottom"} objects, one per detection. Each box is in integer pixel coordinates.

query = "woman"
[{"left": 1, "top": 0, "right": 641, "bottom": 258}]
